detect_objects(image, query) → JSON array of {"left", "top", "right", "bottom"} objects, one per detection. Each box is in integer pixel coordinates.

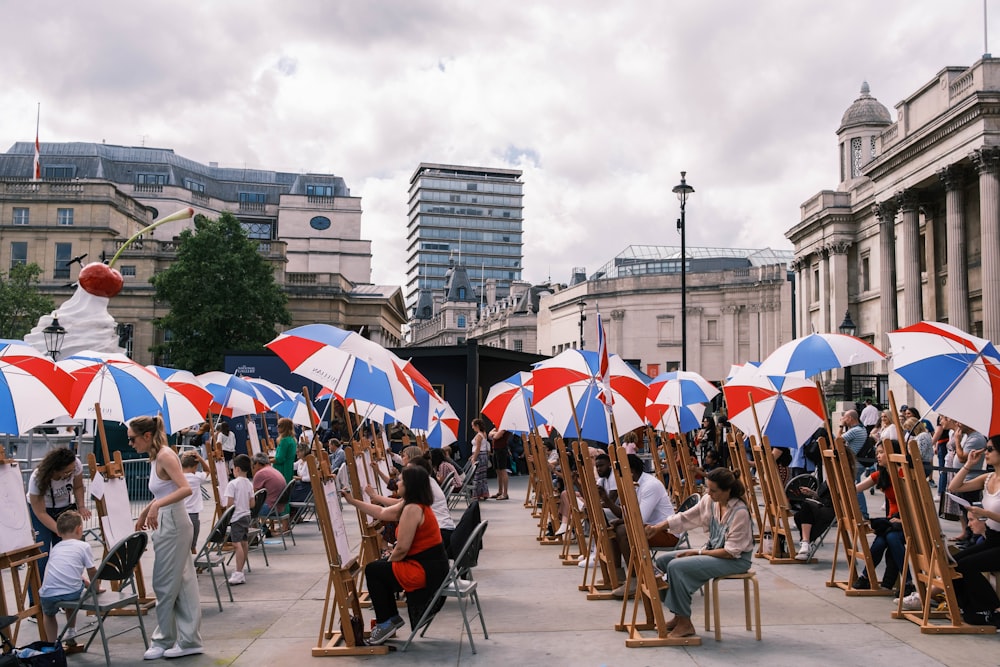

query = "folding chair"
[
  {"left": 288, "top": 486, "right": 316, "bottom": 525},
  {"left": 439, "top": 470, "right": 457, "bottom": 498},
  {"left": 262, "top": 480, "right": 297, "bottom": 550},
  {"left": 402, "top": 520, "right": 489, "bottom": 654},
  {"left": 56, "top": 531, "right": 150, "bottom": 667},
  {"left": 195, "top": 505, "right": 235, "bottom": 612},
  {"left": 448, "top": 460, "right": 478, "bottom": 510}
]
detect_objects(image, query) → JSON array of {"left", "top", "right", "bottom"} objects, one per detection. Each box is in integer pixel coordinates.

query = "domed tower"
[{"left": 837, "top": 82, "right": 892, "bottom": 188}]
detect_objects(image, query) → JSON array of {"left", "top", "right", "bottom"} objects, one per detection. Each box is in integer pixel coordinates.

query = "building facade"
[
  {"left": 786, "top": 60, "right": 1000, "bottom": 406},
  {"left": 0, "top": 142, "right": 407, "bottom": 362},
  {"left": 536, "top": 245, "right": 794, "bottom": 383},
  {"left": 405, "top": 163, "right": 523, "bottom": 310}
]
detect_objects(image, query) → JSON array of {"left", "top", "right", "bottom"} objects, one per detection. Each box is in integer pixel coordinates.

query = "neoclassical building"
[
  {"left": 535, "top": 245, "right": 793, "bottom": 383},
  {"left": 787, "top": 58, "right": 1000, "bottom": 405}
]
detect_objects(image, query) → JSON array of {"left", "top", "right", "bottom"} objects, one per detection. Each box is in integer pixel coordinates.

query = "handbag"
[{"left": 11, "top": 641, "right": 66, "bottom": 667}]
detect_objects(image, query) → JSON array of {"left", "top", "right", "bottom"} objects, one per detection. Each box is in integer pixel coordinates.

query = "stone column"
[
  {"left": 974, "top": 148, "right": 1000, "bottom": 340},
  {"left": 722, "top": 305, "right": 738, "bottom": 367},
  {"left": 686, "top": 306, "right": 703, "bottom": 372},
  {"left": 610, "top": 309, "right": 626, "bottom": 358},
  {"left": 921, "top": 202, "right": 940, "bottom": 322},
  {"left": 938, "top": 165, "right": 969, "bottom": 331},
  {"left": 748, "top": 304, "right": 761, "bottom": 361},
  {"left": 898, "top": 189, "right": 923, "bottom": 326},
  {"left": 795, "top": 257, "right": 809, "bottom": 335},
  {"left": 817, "top": 248, "right": 830, "bottom": 333},
  {"left": 827, "top": 241, "right": 850, "bottom": 335},
  {"left": 875, "top": 200, "right": 899, "bottom": 348}
]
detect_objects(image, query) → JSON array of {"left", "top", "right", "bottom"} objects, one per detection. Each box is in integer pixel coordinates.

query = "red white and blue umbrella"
[
  {"left": 482, "top": 372, "right": 547, "bottom": 434},
  {"left": 723, "top": 366, "right": 825, "bottom": 448},
  {"left": 266, "top": 324, "right": 416, "bottom": 412},
  {"left": 147, "top": 365, "right": 213, "bottom": 434},
  {"left": 0, "top": 340, "right": 74, "bottom": 435},
  {"left": 243, "top": 377, "right": 294, "bottom": 409},
  {"left": 646, "top": 402, "right": 706, "bottom": 435},
  {"left": 532, "top": 350, "right": 649, "bottom": 443},
  {"left": 273, "top": 393, "right": 321, "bottom": 428},
  {"left": 647, "top": 370, "right": 719, "bottom": 407},
  {"left": 60, "top": 351, "right": 169, "bottom": 422},
  {"left": 888, "top": 321, "right": 1000, "bottom": 436},
  {"left": 757, "top": 332, "right": 885, "bottom": 378},
  {"left": 425, "top": 406, "right": 460, "bottom": 449},
  {"left": 196, "top": 371, "right": 270, "bottom": 418}
]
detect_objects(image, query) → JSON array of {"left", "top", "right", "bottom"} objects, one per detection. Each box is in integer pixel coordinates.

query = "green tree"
[
  {"left": 0, "top": 263, "right": 55, "bottom": 340},
  {"left": 151, "top": 212, "right": 292, "bottom": 373}
]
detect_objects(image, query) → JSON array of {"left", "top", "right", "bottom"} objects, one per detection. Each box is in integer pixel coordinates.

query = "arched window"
[
  {"left": 458, "top": 287, "right": 466, "bottom": 300},
  {"left": 457, "top": 315, "right": 466, "bottom": 329}
]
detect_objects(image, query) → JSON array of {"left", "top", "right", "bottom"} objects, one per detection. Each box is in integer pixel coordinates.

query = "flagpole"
[{"left": 33, "top": 102, "right": 41, "bottom": 181}]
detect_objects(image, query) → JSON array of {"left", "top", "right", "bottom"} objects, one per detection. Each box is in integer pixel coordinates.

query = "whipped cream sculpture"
[{"left": 25, "top": 207, "right": 195, "bottom": 359}]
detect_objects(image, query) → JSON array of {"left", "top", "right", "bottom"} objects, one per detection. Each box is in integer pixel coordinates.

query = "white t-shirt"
[
  {"left": 225, "top": 476, "right": 254, "bottom": 521},
  {"left": 294, "top": 458, "right": 311, "bottom": 483},
  {"left": 597, "top": 472, "right": 618, "bottom": 495},
  {"left": 636, "top": 472, "right": 674, "bottom": 525},
  {"left": 430, "top": 479, "right": 455, "bottom": 531},
  {"left": 217, "top": 431, "right": 236, "bottom": 453},
  {"left": 183, "top": 471, "right": 209, "bottom": 514},
  {"left": 27, "top": 458, "right": 83, "bottom": 508},
  {"left": 39, "top": 538, "right": 94, "bottom": 598},
  {"left": 859, "top": 404, "right": 880, "bottom": 427}
]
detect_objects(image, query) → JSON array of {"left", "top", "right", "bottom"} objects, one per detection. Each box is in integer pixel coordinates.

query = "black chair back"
[{"left": 98, "top": 532, "right": 149, "bottom": 582}]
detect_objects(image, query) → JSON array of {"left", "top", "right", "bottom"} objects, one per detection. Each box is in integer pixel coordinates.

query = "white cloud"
[{"left": 0, "top": 0, "right": 991, "bottom": 289}]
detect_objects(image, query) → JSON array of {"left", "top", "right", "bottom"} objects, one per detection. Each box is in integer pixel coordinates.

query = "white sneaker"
[
  {"left": 893, "top": 592, "right": 921, "bottom": 611},
  {"left": 144, "top": 645, "right": 166, "bottom": 660},
  {"left": 62, "top": 627, "right": 76, "bottom": 644},
  {"left": 228, "top": 570, "right": 246, "bottom": 585},
  {"left": 578, "top": 555, "right": 595, "bottom": 568},
  {"left": 795, "top": 542, "right": 810, "bottom": 561},
  {"left": 554, "top": 523, "right": 569, "bottom": 536},
  {"left": 164, "top": 645, "right": 204, "bottom": 659}
]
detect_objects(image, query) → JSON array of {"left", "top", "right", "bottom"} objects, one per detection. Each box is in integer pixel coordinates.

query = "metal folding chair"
[{"left": 195, "top": 505, "right": 235, "bottom": 612}]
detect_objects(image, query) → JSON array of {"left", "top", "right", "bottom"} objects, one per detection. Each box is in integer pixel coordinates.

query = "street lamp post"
[
  {"left": 42, "top": 315, "right": 67, "bottom": 361},
  {"left": 838, "top": 310, "right": 858, "bottom": 403},
  {"left": 578, "top": 301, "right": 587, "bottom": 350},
  {"left": 672, "top": 172, "right": 695, "bottom": 371}
]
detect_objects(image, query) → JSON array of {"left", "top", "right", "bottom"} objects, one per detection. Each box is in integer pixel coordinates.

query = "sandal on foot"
[{"left": 667, "top": 628, "right": 697, "bottom": 639}]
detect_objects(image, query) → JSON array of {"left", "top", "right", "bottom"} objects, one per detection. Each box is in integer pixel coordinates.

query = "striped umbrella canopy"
[
  {"left": 758, "top": 332, "right": 885, "bottom": 378},
  {"left": 196, "top": 371, "right": 270, "bottom": 418},
  {"left": 723, "top": 365, "right": 825, "bottom": 449},
  {"left": 59, "top": 351, "right": 169, "bottom": 423},
  {"left": 147, "top": 365, "right": 213, "bottom": 434},
  {"left": 482, "top": 371, "right": 547, "bottom": 434},
  {"left": 0, "top": 340, "right": 74, "bottom": 435}
]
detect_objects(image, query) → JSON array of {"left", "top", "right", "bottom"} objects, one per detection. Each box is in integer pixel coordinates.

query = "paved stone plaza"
[{"left": 4, "top": 475, "right": 994, "bottom": 666}]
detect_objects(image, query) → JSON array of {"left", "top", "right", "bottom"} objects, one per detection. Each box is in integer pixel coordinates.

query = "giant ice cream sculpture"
[{"left": 25, "top": 207, "right": 195, "bottom": 358}]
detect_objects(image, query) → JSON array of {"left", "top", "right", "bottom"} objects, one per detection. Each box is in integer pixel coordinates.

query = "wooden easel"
[
  {"left": 644, "top": 427, "right": 669, "bottom": 497},
  {"left": 88, "top": 407, "right": 156, "bottom": 612},
  {"left": 725, "top": 428, "right": 763, "bottom": 541},
  {"left": 882, "top": 391, "right": 992, "bottom": 634},
  {"left": 659, "top": 432, "right": 698, "bottom": 505},
  {"left": 572, "top": 441, "right": 622, "bottom": 599},
  {"left": 525, "top": 434, "right": 561, "bottom": 546},
  {"left": 609, "top": 445, "right": 699, "bottom": 647},
  {"left": 820, "top": 434, "right": 889, "bottom": 596},
  {"left": 525, "top": 432, "right": 545, "bottom": 519},
  {"left": 522, "top": 432, "right": 538, "bottom": 510},
  {"left": 306, "top": 453, "right": 388, "bottom": 655},
  {"left": 202, "top": 427, "right": 229, "bottom": 524},
  {"left": 0, "top": 446, "right": 47, "bottom": 644},
  {"left": 747, "top": 435, "right": 810, "bottom": 563},
  {"left": 553, "top": 437, "right": 587, "bottom": 565},
  {"left": 343, "top": 445, "right": 384, "bottom": 606}
]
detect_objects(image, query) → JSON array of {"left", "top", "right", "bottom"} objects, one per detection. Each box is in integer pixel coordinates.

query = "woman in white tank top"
[
  {"left": 129, "top": 415, "right": 204, "bottom": 659},
  {"left": 947, "top": 437, "right": 1000, "bottom": 626}
]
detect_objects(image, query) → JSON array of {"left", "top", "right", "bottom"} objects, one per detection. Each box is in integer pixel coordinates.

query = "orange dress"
[{"left": 391, "top": 504, "right": 443, "bottom": 592}]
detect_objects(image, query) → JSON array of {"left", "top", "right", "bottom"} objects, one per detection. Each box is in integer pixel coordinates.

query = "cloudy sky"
[{"left": 0, "top": 1, "right": 992, "bottom": 288}]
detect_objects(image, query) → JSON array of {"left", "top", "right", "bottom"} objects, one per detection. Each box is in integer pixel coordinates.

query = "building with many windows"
[
  {"left": 0, "top": 142, "right": 406, "bottom": 362},
  {"left": 405, "top": 163, "right": 523, "bottom": 310},
  {"left": 787, "top": 59, "right": 1000, "bottom": 406}
]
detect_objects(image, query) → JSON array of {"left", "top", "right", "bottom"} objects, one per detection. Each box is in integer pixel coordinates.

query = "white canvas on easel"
[
  {"left": 215, "top": 459, "right": 229, "bottom": 504},
  {"left": 246, "top": 416, "right": 260, "bottom": 457},
  {"left": 100, "top": 476, "right": 134, "bottom": 547},
  {"left": 357, "top": 452, "right": 375, "bottom": 525},
  {"left": 323, "top": 479, "right": 351, "bottom": 562},
  {"left": 0, "top": 464, "right": 34, "bottom": 554}
]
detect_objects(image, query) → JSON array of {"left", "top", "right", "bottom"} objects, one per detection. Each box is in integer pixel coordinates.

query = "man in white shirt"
[
  {"left": 859, "top": 398, "right": 880, "bottom": 428},
  {"left": 610, "top": 454, "right": 676, "bottom": 596}
]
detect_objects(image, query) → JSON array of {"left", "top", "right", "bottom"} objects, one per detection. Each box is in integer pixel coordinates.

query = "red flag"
[
  {"left": 33, "top": 131, "right": 40, "bottom": 181},
  {"left": 597, "top": 311, "right": 612, "bottom": 410}
]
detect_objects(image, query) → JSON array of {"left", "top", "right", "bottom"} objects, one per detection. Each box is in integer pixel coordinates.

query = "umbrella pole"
[
  {"left": 94, "top": 403, "right": 113, "bottom": 471},
  {"left": 813, "top": 379, "right": 838, "bottom": 484},
  {"left": 302, "top": 387, "right": 322, "bottom": 461},
  {"left": 566, "top": 387, "right": 585, "bottom": 445},
  {"left": 747, "top": 393, "right": 765, "bottom": 446}
]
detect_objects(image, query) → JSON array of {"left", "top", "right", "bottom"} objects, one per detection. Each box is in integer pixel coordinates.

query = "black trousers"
[
  {"left": 954, "top": 527, "right": 1000, "bottom": 613},
  {"left": 365, "top": 560, "right": 404, "bottom": 624}
]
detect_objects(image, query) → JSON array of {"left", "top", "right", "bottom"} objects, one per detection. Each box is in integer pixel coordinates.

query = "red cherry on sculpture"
[{"left": 78, "top": 262, "right": 124, "bottom": 298}]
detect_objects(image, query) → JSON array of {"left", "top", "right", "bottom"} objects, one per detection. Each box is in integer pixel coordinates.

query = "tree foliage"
[
  {"left": 151, "top": 212, "right": 292, "bottom": 373},
  {"left": 0, "top": 263, "right": 55, "bottom": 340}
]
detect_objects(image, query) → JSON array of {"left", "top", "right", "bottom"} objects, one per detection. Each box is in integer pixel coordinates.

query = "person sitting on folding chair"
[
  {"left": 38, "top": 511, "right": 96, "bottom": 646},
  {"left": 342, "top": 466, "right": 449, "bottom": 645}
]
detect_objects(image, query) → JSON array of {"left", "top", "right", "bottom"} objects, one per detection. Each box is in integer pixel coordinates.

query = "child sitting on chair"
[
  {"left": 39, "top": 510, "right": 97, "bottom": 645},
  {"left": 181, "top": 452, "right": 210, "bottom": 554},
  {"left": 224, "top": 455, "right": 255, "bottom": 586}
]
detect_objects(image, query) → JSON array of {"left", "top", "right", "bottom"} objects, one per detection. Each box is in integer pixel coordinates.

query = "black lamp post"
[
  {"left": 672, "top": 171, "right": 695, "bottom": 371},
  {"left": 838, "top": 310, "right": 857, "bottom": 403},
  {"left": 578, "top": 301, "right": 587, "bottom": 350},
  {"left": 43, "top": 315, "right": 67, "bottom": 361}
]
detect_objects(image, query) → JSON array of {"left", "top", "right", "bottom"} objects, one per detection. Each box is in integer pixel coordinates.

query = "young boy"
[
  {"left": 224, "top": 454, "right": 255, "bottom": 585},
  {"left": 181, "top": 452, "right": 211, "bottom": 554},
  {"left": 39, "top": 510, "right": 97, "bottom": 644}
]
